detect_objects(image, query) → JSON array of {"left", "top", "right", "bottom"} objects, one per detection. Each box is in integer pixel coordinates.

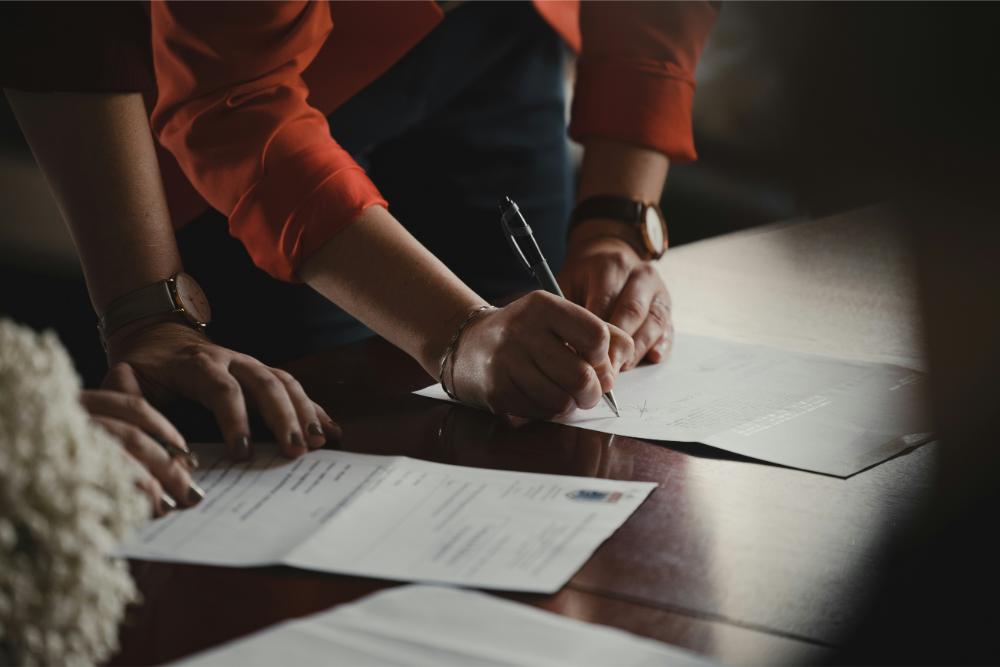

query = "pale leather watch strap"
[{"left": 98, "top": 279, "right": 178, "bottom": 340}]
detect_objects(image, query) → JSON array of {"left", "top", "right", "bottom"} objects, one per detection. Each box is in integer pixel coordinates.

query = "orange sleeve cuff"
[
  {"left": 569, "top": 56, "right": 697, "bottom": 163},
  {"left": 229, "top": 145, "right": 387, "bottom": 282}
]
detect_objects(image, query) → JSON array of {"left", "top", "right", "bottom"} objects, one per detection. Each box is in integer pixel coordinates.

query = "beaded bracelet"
[{"left": 438, "top": 304, "right": 495, "bottom": 400}]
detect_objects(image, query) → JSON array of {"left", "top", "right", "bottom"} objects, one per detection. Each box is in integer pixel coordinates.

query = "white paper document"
[
  {"left": 171, "top": 584, "right": 718, "bottom": 667},
  {"left": 416, "top": 334, "right": 932, "bottom": 477},
  {"left": 120, "top": 447, "right": 655, "bottom": 593}
]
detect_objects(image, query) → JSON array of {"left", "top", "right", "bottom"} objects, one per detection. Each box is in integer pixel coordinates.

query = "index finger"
[
  {"left": 534, "top": 292, "right": 613, "bottom": 368},
  {"left": 175, "top": 353, "right": 253, "bottom": 461},
  {"left": 80, "top": 390, "right": 189, "bottom": 459},
  {"left": 608, "top": 266, "right": 660, "bottom": 336}
]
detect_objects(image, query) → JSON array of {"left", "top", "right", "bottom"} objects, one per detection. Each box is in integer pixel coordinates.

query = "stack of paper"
[
  {"left": 416, "top": 333, "right": 932, "bottom": 477},
  {"left": 171, "top": 585, "right": 719, "bottom": 666},
  {"left": 120, "top": 447, "right": 655, "bottom": 593}
]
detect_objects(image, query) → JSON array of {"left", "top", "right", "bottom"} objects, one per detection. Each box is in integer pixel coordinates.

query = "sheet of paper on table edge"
[
  {"left": 120, "top": 446, "right": 657, "bottom": 594},
  {"left": 414, "top": 333, "right": 934, "bottom": 478},
  {"left": 168, "top": 584, "right": 722, "bottom": 667}
]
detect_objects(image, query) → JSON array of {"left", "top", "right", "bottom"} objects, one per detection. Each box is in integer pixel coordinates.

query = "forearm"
[
  {"left": 570, "top": 139, "right": 670, "bottom": 252},
  {"left": 5, "top": 90, "right": 181, "bottom": 313},
  {"left": 300, "top": 205, "right": 486, "bottom": 376}
]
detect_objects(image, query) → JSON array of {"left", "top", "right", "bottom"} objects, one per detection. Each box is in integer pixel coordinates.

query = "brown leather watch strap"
[
  {"left": 98, "top": 280, "right": 179, "bottom": 340},
  {"left": 97, "top": 273, "right": 210, "bottom": 345},
  {"left": 570, "top": 195, "right": 645, "bottom": 229}
]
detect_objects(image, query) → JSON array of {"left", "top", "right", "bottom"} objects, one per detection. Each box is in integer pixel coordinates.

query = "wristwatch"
[
  {"left": 97, "top": 272, "right": 211, "bottom": 343},
  {"left": 569, "top": 195, "right": 668, "bottom": 260}
]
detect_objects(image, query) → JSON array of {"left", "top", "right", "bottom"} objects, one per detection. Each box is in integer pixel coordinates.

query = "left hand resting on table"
[
  {"left": 559, "top": 235, "right": 673, "bottom": 370},
  {"left": 103, "top": 321, "right": 341, "bottom": 461}
]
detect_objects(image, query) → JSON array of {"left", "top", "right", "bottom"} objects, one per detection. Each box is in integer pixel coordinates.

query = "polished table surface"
[{"left": 113, "top": 208, "right": 930, "bottom": 666}]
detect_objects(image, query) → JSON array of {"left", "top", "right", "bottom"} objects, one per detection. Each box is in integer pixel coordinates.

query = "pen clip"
[{"left": 499, "top": 198, "right": 535, "bottom": 274}]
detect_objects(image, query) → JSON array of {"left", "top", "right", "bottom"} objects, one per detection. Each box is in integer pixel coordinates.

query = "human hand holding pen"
[
  {"left": 559, "top": 233, "right": 674, "bottom": 368},
  {"left": 444, "top": 292, "right": 633, "bottom": 419}
]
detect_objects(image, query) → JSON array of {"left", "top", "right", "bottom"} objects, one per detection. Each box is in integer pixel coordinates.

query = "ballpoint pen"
[{"left": 499, "top": 196, "right": 621, "bottom": 417}]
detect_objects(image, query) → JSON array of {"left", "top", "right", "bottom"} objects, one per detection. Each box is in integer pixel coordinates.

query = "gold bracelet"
[{"left": 438, "top": 305, "right": 495, "bottom": 401}]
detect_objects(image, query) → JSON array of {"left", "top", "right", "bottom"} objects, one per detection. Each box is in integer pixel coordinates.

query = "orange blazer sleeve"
[
  {"left": 150, "top": 1, "right": 386, "bottom": 282},
  {"left": 569, "top": 1, "right": 719, "bottom": 162}
]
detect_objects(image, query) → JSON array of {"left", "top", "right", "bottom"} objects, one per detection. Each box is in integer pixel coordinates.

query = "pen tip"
[{"left": 604, "top": 391, "right": 621, "bottom": 417}]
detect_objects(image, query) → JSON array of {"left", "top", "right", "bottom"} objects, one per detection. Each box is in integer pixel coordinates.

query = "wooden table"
[{"left": 113, "top": 208, "right": 930, "bottom": 665}]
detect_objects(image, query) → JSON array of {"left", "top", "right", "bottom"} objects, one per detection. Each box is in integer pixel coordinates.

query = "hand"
[
  {"left": 447, "top": 291, "right": 634, "bottom": 419},
  {"left": 559, "top": 234, "right": 674, "bottom": 369},
  {"left": 81, "top": 388, "right": 200, "bottom": 517},
  {"left": 103, "top": 321, "right": 341, "bottom": 461}
]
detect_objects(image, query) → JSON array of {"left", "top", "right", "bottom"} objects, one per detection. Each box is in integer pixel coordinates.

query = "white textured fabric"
[{"left": 0, "top": 320, "right": 148, "bottom": 666}]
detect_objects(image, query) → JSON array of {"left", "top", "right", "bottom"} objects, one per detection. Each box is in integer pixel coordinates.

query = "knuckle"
[
  {"left": 595, "top": 291, "right": 617, "bottom": 308},
  {"left": 257, "top": 373, "right": 283, "bottom": 393},
  {"left": 120, "top": 427, "right": 147, "bottom": 454},
  {"left": 209, "top": 376, "right": 241, "bottom": 398},
  {"left": 633, "top": 334, "right": 654, "bottom": 353},
  {"left": 612, "top": 330, "right": 635, "bottom": 356},
  {"left": 606, "top": 251, "right": 631, "bottom": 271},
  {"left": 190, "top": 350, "right": 217, "bottom": 371},
  {"left": 183, "top": 342, "right": 211, "bottom": 358},
  {"left": 586, "top": 322, "right": 611, "bottom": 351},
  {"left": 522, "top": 290, "right": 549, "bottom": 312},
  {"left": 647, "top": 303, "right": 669, "bottom": 327},
  {"left": 107, "top": 361, "right": 131, "bottom": 378},
  {"left": 271, "top": 368, "right": 296, "bottom": 385},
  {"left": 620, "top": 298, "right": 647, "bottom": 320},
  {"left": 124, "top": 394, "right": 150, "bottom": 415},
  {"left": 636, "top": 262, "right": 658, "bottom": 278},
  {"left": 538, "top": 290, "right": 562, "bottom": 308}
]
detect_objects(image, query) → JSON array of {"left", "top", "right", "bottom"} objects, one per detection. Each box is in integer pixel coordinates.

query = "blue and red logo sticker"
[{"left": 566, "top": 489, "right": 623, "bottom": 503}]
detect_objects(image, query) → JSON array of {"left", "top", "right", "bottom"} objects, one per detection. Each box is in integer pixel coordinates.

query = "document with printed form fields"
[
  {"left": 120, "top": 446, "right": 655, "bottom": 593},
  {"left": 416, "top": 333, "right": 932, "bottom": 477}
]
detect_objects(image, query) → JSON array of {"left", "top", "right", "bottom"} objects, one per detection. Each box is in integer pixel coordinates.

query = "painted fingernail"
[
  {"left": 325, "top": 418, "right": 343, "bottom": 441},
  {"left": 308, "top": 422, "right": 324, "bottom": 437},
  {"left": 234, "top": 435, "right": 251, "bottom": 462},
  {"left": 160, "top": 493, "right": 178, "bottom": 513},
  {"left": 157, "top": 438, "right": 200, "bottom": 470},
  {"left": 290, "top": 432, "right": 307, "bottom": 454},
  {"left": 186, "top": 482, "right": 206, "bottom": 505}
]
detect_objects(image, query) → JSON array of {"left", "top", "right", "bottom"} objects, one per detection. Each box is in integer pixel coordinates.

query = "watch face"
[
  {"left": 643, "top": 206, "right": 666, "bottom": 255},
  {"left": 174, "top": 273, "right": 212, "bottom": 325}
]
